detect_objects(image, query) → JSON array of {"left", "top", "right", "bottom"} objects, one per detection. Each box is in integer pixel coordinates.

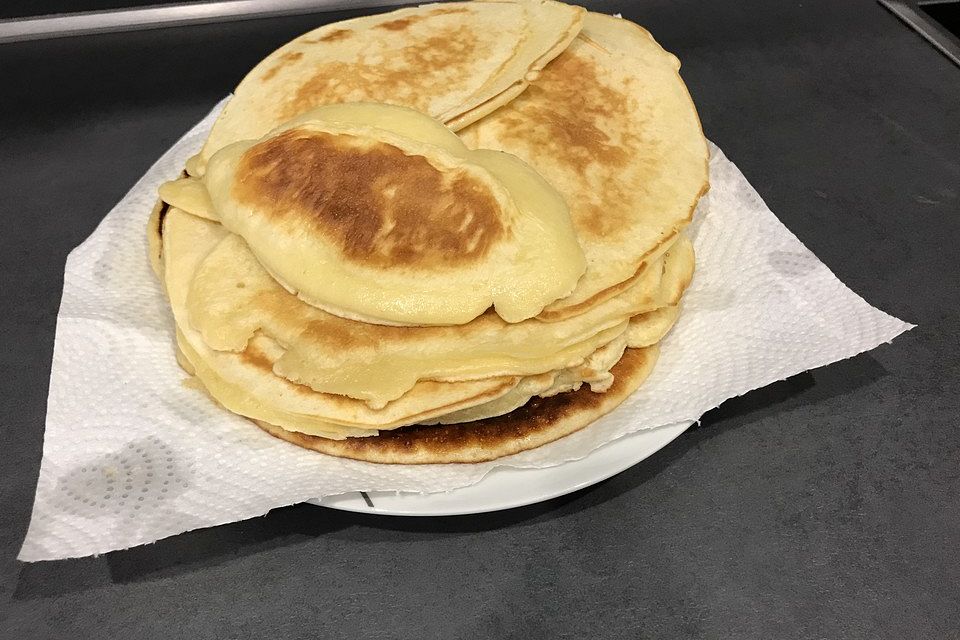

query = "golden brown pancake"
[
  {"left": 192, "top": 0, "right": 585, "bottom": 174},
  {"left": 146, "top": 6, "right": 707, "bottom": 465},
  {"left": 461, "top": 12, "right": 709, "bottom": 322},
  {"left": 203, "top": 104, "right": 586, "bottom": 326},
  {"left": 255, "top": 345, "right": 659, "bottom": 464}
]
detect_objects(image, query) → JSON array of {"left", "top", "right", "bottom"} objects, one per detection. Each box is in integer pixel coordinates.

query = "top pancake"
[
  {"left": 460, "top": 12, "right": 709, "bottom": 321},
  {"left": 203, "top": 103, "right": 586, "bottom": 326},
  {"left": 191, "top": 0, "right": 584, "bottom": 174}
]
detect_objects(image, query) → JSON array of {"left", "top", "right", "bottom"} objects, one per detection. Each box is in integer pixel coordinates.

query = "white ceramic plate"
[{"left": 310, "top": 421, "right": 692, "bottom": 516}]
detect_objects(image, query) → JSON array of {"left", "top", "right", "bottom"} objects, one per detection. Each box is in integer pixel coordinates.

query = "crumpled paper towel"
[{"left": 20, "top": 101, "right": 911, "bottom": 561}]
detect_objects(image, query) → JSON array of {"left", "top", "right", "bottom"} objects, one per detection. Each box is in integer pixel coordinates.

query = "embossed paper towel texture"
[{"left": 19, "top": 102, "right": 911, "bottom": 560}]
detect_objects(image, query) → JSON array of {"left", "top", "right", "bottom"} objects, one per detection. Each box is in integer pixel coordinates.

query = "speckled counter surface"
[{"left": 1, "top": 1, "right": 958, "bottom": 637}]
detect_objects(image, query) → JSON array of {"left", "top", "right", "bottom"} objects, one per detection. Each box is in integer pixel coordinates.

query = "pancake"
[
  {"left": 176, "top": 329, "right": 522, "bottom": 437},
  {"left": 175, "top": 323, "right": 638, "bottom": 436},
  {"left": 192, "top": 0, "right": 584, "bottom": 175},
  {"left": 163, "top": 208, "right": 533, "bottom": 434},
  {"left": 255, "top": 344, "right": 660, "bottom": 464},
  {"left": 147, "top": 5, "right": 707, "bottom": 464},
  {"left": 460, "top": 12, "right": 709, "bottom": 322},
  {"left": 203, "top": 103, "right": 586, "bottom": 326},
  {"left": 184, "top": 225, "right": 691, "bottom": 405},
  {"left": 164, "top": 207, "right": 653, "bottom": 435},
  {"left": 425, "top": 330, "right": 628, "bottom": 425}
]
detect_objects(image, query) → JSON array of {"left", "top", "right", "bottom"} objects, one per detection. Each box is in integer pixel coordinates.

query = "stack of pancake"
[{"left": 148, "top": 1, "right": 709, "bottom": 463}]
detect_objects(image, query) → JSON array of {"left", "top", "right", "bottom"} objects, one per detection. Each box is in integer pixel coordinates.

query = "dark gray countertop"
[{"left": 2, "top": 1, "right": 959, "bottom": 637}]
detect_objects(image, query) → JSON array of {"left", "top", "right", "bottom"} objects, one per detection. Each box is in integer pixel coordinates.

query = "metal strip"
[
  {"left": 879, "top": 0, "right": 960, "bottom": 67},
  {"left": 0, "top": 0, "right": 413, "bottom": 44}
]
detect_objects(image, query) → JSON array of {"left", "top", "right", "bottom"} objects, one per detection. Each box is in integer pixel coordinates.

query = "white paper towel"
[{"left": 19, "top": 101, "right": 912, "bottom": 561}]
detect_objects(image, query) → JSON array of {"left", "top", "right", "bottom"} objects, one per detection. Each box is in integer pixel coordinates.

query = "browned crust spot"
[
  {"left": 491, "top": 49, "right": 646, "bottom": 240},
  {"left": 317, "top": 28, "right": 352, "bottom": 42},
  {"left": 147, "top": 197, "right": 168, "bottom": 280},
  {"left": 278, "top": 25, "right": 488, "bottom": 122},
  {"left": 428, "top": 6, "right": 471, "bottom": 16},
  {"left": 233, "top": 129, "right": 507, "bottom": 268},
  {"left": 377, "top": 17, "right": 418, "bottom": 31},
  {"left": 374, "top": 6, "right": 471, "bottom": 32},
  {"left": 155, "top": 199, "right": 169, "bottom": 239},
  {"left": 255, "top": 346, "right": 659, "bottom": 464},
  {"left": 239, "top": 340, "right": 274, "bottom": 372},
  {"left": 260, "top": 51, "right": 304, "bottom": 82},
  {"left": 149, "top": 166, "right": 187, "bottom": 268}
]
